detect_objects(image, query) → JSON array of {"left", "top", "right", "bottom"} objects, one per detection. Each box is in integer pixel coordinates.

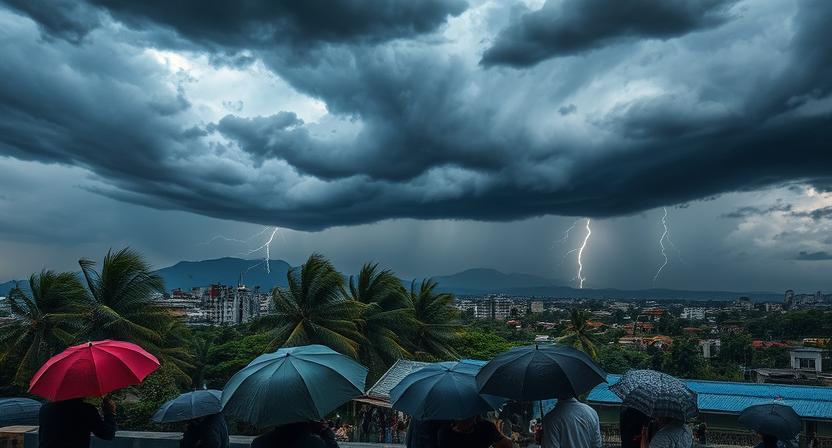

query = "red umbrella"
[{"left": 29, "top": 340, "right": 160, "bottom": 401}]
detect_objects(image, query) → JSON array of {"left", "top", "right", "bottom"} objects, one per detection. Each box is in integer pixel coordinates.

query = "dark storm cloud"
[
  {"left": 793, "top": 251, "right": 832, "bottom": 261},
  {"left": 481, "top": 0, "right": 737, "bottom": 67},
  {"left": 1, "top": 0, "right": 101, "bottom": 43},
  {"left": 791, "top": 206, "right": 832, "bottom": 221},
  {"left": 722, "top": 204, "right": 792, "bottom": 219},
  {"left": 86, "top": 0, "right": 467, "bottom": 49},
  {"left": 1, "top": 0, "right": 832, "bottom": 233}
]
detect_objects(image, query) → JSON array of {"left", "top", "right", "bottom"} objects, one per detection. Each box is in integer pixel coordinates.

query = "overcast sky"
[{"left": 1, "top": 0, "right": 830, "bottom": 292}]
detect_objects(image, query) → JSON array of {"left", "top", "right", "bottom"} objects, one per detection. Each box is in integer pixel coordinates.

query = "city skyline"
[{"left": 1, "top": 0, "right": 831, "bottom": 291}]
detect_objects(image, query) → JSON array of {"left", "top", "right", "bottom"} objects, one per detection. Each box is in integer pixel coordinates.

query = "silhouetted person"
[
  {"left": 437, "top": 416, "right": 512, "bottom": 448},
  {"left": 406, "top": 419, "right": 446, "bottom": 448},
  {"left": 251, "top": 421, "right": 339, "bottom": 448},
  {"left": 648, "top": 418, "right": 691, "bottom": 448},
  {"left": 180, "top": 413, "right": 229, "bottom": 448},
  {"left": 38, "top": 397, "right": 116, "bottom": 448},
  {"left": 694, "top": 423, "right": 707, "bottom": 446},
  {"left": 754, "top": 433, "right": 792, "bottom": 448},
  {"left": 542, "top": 396, "right": 602, "bottom": 448},
  {"left": 620, "top": 406, "right": 650, "bottom": 448}
]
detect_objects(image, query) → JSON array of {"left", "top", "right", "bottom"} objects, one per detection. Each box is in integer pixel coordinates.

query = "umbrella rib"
[
  {"left": 286, "top": 358, "right": 323, "bottom": 420},
  {"left": 88, "top": 344, "right": 104, "bottom": 397},
  {"left": 293, "top": 354, "right": 367, "bottom": 388}
]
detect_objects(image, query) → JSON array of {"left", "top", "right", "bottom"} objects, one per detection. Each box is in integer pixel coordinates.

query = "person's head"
[
  {"left": 759, "top": 433, "right": 779, "bottom": 448},
  {"left": 453, "top": 416, "right": 478, "bottom": 431},
  {"left": 188, "top": 416, "right": 206, "bottom": 427},
  {"left": 654, "top": 417, "right": 681, "bottom": 428}
]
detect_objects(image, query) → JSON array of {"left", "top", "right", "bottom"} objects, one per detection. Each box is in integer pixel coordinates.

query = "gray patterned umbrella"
[{"left": 610, "top": 370, "right": 698, "bottom": 421}]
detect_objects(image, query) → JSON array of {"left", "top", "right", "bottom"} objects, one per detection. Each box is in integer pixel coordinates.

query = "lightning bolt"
[
  {"left": 198, "top": 227, "right": 270, "bottom": 246},
  {"left": 246, "top": 227, "right": 279, "bottom": 274},
  {"left": 576, "top": 218, "right": 591, "bottom": 289},
  {"left": 197, "top": 235, "right": 248, "bottom": 246},
  {"left": 553, "top": 219, "right": 581, "bottom": 246},
  {"left": 653, "top": 207, "right": 669, "bottom": 285}
]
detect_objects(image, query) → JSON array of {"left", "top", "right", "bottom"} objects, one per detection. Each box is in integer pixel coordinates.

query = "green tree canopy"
[
  {"left": 406, "top": 279, "right": 459, "bottom": 361},
  {"left": 557, "top": 308, "right": 599, "bottom": 358},
  {"left": 349, "top": 263, "right": 412, "bottom": 378},
  {"left": 0, "top": 271, "right": 87, "bottom": 384},
  {"left": 259, "top": 254, "right": 364, "bottom": 357}
]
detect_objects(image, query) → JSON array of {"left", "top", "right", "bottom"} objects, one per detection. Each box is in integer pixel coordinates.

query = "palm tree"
[
  {"left": 76, "top": 248, "right": 173, "bottom": 347},
  {"left": 558, "top": 308, "right": 599, "bottom": 358},
  {"left": 406, "top": 279, "right": 458, "bottom": 360},
  {"left": 348, "top": 263, "right": 412, "bottom": 377},
  {"left": 154, "top": 319, "right": 195, "bottom": 385},
  {"left": 189, "top": 335, "right": 213, "bottom": 390},
  {"left": 0, "top": 271, "right": 87, "bottom": 384},
  {"left": 259, "top": 254, "right": 364, "bottom": 358},
  {"left": 74, "top": 247, "right": 192, "bottom": 382}
]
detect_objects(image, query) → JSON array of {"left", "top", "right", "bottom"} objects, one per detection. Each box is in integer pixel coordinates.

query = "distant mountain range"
[
  {"left": 0, "top": 257, "right": 782, "bottom": 301},
  {"left": 155, "top": 257, "right": 291, "bottom": 291}
]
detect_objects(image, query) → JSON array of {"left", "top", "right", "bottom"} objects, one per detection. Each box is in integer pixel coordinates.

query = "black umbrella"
[
  {"left": 0, "top": 398, "right": 41, "bottom": 426},
  {"left": 152, "top": 390, "right": 223, "bottom": 423},
  {"left": 609, "top": 370, "right": 698, "bottom": 421},
  {"left": 738, "top": 402, "right": 802, "bottom": 441},
  {"left": 475, "top": 344, "right": 607, "bottom": 401}
]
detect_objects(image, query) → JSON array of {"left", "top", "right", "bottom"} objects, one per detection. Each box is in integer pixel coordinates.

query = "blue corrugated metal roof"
[{"left": 587, "top": 374, "right": 832, "bottom": 421}]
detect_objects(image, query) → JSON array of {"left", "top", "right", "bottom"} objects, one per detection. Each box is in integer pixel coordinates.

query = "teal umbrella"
[
  {"left": 152, "top": 389, "right": 223, "bottom": 423},
  {"left": 391, "top": 360, "right": 506, "bottom": 420},
  {"left": 0, "top": 398, "right": 41, "bottom": 426},
  {"left": 221, "top": 344, "right": 368, "bottom": 427}
]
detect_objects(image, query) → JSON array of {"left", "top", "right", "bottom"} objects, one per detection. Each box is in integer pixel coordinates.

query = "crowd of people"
[
  {"left": 35, "top": 392, "right": 808, "bottom": 448},
  {"left": 35, "top": 394, "right": 804, "bottom": 448},
  {"left": 356, "top": 405, "right": 409, "bottom": 443}
]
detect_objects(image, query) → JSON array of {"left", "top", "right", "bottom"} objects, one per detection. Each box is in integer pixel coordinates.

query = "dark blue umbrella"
[
  {"left": 221, "top": 344, "right": 368, "bottom": 427},
  {"left": 152, "top": 389, "right": 223, "bottom": 423},
  {"left": 476, "top": 344, "right": 607, "bottom": 400},
  {"left": 0, "top": 398, "right": 41, "bottom": 426},
  {"left": 738, "top": 402, "right": 802, "bottom": 441},
  {"left": 610, "top": 370, "right": 698, "bottom": 421},
  {"left": 391, "top": 360, "right": 507, "bottom": 420}
]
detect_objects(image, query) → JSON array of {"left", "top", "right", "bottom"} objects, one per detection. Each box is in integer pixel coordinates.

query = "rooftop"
[{"left": 588, "top": 374, "right": 832, "bottom": 421}]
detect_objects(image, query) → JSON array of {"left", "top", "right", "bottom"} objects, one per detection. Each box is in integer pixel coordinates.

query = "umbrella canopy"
[
  {"left": 0, "top": 398, "right": 42, "bottom": 426},
  {"left": 391, "top": 360, "right": 507, "bottom": 420},
  {"left": 221, "top": 344, "right": 368, "bottom": 427},
  {"left": 29, "top": 340, "right": 160, "bottom": 401},
  {"left": 476, "top": 344, "right": 607, "bottom": 401},
  {"left": 152, "top": 389, "right": 223, "bottom": 423},
  {"left": 738, "top": 402, "right": 802, "bottom": 441},
  {"left": 610, "top": 370, "right": 698, "bottom": 421}
]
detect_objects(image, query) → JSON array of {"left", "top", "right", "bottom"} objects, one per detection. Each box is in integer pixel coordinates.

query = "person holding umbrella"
[
  {"left": 540, "top": 394, "right": 602, "bottom": 448},
  {"left": 251, "top": 421, "right": 339, "bottom": 448},
  {"left": 221, "top": 345, "right": 368, "bottom": 448},
  {"left": 38, "top": 396, "right": 117, "bottom": 448},
  {"left": 391, "top": 360, "right": 507, "bottom": 448},
  {"left": 476, "top": 344, "right": 608, "bottom": 448},
  {"left": 152, "top": 389, "right": 228, "bottom": 448},
  {"left": 609, "top": 370, "right": 697, "bottom": 448},
  {"left": 437, "top": 416, "right": 512, "bottom": 448},
  {"left": 737, "top": 402, "right": 801, "bottom": 448},
  {"left": 29, "top": 340, "right": 160, "bottom": 448}
]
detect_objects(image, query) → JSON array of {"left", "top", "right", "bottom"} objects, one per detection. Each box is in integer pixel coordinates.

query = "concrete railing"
[{"left": 0, "top": 427, "right": 404, "bottom": 448}]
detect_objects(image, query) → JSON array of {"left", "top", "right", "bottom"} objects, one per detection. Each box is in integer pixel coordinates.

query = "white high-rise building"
[{"left": 681, "top": 307, "right": 706, "bottom": 320}]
